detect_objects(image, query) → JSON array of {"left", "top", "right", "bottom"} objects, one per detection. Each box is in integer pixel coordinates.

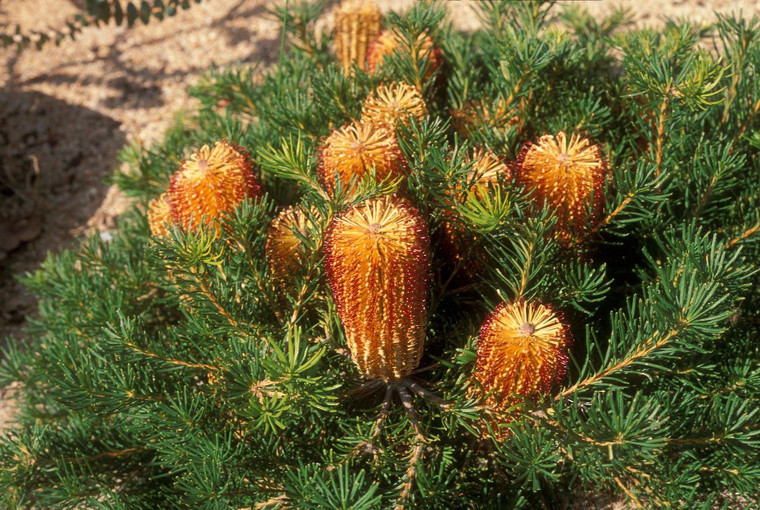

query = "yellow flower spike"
[
  {"left": 266, "top": 206, "right": 318, "bottom": 281},
  {"left": 167, "top": 140, "right": 262, "bottom": 232},
  {"left": 147, "top": 193, "right": 172, "bottom": 237},
  {"left": 517, "top": 131, "right": 608, "bottom": 246},
  {"left": 440, "top": 149, "right": 511, "bottom": 280},
  {"left": 361, "top": 82, "right": 428, "bottom": 129},
  {"left": 333, "top": 0, "right": 382, "bottom": 72},
  {"left": 451, "top": 97, "right": 518, "bottom": 138},
  {"left": 317, "top": 122, "right": 409, "bottom": 197},
  {"left": 474, "top": 300, "right": 571, "bottom": 411},
  {"left": 367, "top": 29, "right": 442, "bottom": 84},
  {"left": 324, "top": 196, "right": 431, "bottom": 381}
]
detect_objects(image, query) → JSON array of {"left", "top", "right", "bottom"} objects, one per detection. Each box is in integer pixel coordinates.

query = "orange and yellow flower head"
[
  {"left": 451, "top": 97, "right": 518, "bottom": 138},
  {"left": 324, "top": 196, "right": 431, "bottom": 381},
  {"left": 147, "top": 193, "right": 172, "bottom": 237},
  {"left": 516, "top": 131, "right": 607, "bottom": 245},
  {"left": 266, "top": 206, "right": 317, "bottom": 281},
  {"left": 361, "top": 81, "right": 428, "bottom": 129},
  {"left": 439, "top": 149, "right": 511, "bottom": 280},
  {"left": 474, "top": 300, "right": 570, "bottom": 410},
  {"left": 318, "top": 122, "right": 409, "bottom": 197},
  {"left": 167, "top": 140, "right": 262, "bottom": 232},
  {"left": 333, "top": 0, "right": 382, "bottom": 72},
  {"left": 367, "top": 29, "right": 442, "bottom": 83}
]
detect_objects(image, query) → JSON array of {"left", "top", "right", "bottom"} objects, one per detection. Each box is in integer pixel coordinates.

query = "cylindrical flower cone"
[
  {"left": 361, "top": 81, "right": 427, "bottom": 130},
  {"left": 266, "top": 206, "right": 317, "bottom": 281},
  {"left": 324, "top": 196, "right": 431, "bottom": 381},
  {"left": 317, "top": 122, "right": 409, "bottom": 197},
  {"left": 473, "top": 299, "right": 570, "bottom": 411},
  {"left": 147, "top": 193, "right": 172, "bottom": 237},
  {"left": 439, "top": 149, "right": 511, "bottom": 280},
  {"left": 333, "top": 0, "right": 381, "bottom": 72},
  {"left": 516, "top": 131, "right": 607, "bottom": 246},
  {"left": 167, "top": 140, "right": 262, "bottom": 232},
  {"left": 367, "top": 29, "right": 442, "bottom": 84}
]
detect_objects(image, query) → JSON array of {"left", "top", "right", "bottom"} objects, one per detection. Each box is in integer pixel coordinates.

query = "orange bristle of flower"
[
  {"left": 440, "top": 149, "right": 511, "bottom": 280},
  {"left": 516, "top": 131, "right": 607, "bottom": 246},
  {"left": 366, "top": 29, "right": 442, "bottom": 83},
  {"left": 317, "top": 122, "right": 409, "bottom": 197},
  {"left": 333, "top": 0, "right": 382, "bottom": 72},
  {"left": 147, "top": 193, "right": 172, "bottom": 237},
  {"left": 324, "top": 196, "right": 431, "bottom": 381},
  {"left": 361, "top": 81, "right": 428, "bottom": 129},
  {"left": 474, "top": 300, "right": 570, "bottom": 411},
  {"left": 266, "top": 206, "right": 316, "bottom": 281},
  {"left": 167, "top": 140, "right": 262, "bottom": 232}
]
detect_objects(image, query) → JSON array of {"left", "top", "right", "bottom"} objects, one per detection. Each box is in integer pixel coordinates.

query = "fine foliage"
[{"left": 2, "top": 1, "right": 760, "bottom": 508}]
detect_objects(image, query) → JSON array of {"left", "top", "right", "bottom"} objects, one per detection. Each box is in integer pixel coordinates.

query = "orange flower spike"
[
  {"left": 367, "top": 29, "right": 442, "bottom": 83},
  {"left": 167, "top": 140, "right": 262, "bottom": 231},
  {"left": 318, "top": 122, "right": 409, "bottom": 197},
  {"left": 266, "top": 206, "right": 316, "bottom": 281},
  {"left": 464, "top": 148, "right": 511, "bottom": 198},
  {"left": 452, "top": 98, "right": 518, "bottom": 138},
  {"left": 361, "top": 82, "right": 427, "bottom": 129},
  {"left": 439, "top": 149, "right": 510, "bottom": 280},
  {"left": 324, "top": 197, "right": 431, "bottom": 381},
  {"left": 147, "top": 193, "right": 172, "bottom": 237},
  {"left": 517, "top": 131, "right": 607, "bottom": 245},
  {"left": 333, "top": 0, "right": 381, "bottom": 72},
  {"left": 474, "top": 300, "right": 571, "bottom": 410}
]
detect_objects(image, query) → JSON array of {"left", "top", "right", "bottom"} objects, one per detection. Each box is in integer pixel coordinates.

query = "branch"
[
  {"left": 124, "top": 342, "right": 218, "bottom": 372},
  {"left": 558, "top": 329, "right": 679, "bottom": 399}
]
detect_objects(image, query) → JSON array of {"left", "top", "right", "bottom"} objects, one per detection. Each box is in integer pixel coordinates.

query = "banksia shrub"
[
  {"left": 517, "top": 131, "right": 607, "bottom": 246},
  {"left": 367, "top": 29, "right": 442, "bottom": 84},
  {"left": 361, "top": 81, "right": 427, "bottom": 129},
  {"left": 4, "top": 2, "right": 760, "bottom": 509},
  {"left": 317, "top": 122, "right": 408, "bottom": 196},
  {"left": 147, "top": 193, "right": 172, "bottom": 237},
  {"left": 167, "top": 140, "right": 262, "bottom": 231},
  {"left": 333, "top": 0, "right": 382, "bottom": 72},
  {"left": 324, "top": 196, "right": 430, "bottom": 381},
  {"left": 473, "top": 300, "right": 570, "bottom": 411}
]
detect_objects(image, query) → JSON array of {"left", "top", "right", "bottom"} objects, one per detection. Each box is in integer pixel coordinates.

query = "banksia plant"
[
  {"left": 333, "top": 0, "right": 382, "bottom": 72},
  {"left": 323, "top": 196, "right": 430, "bottom": 381},
  {"left": 167, "top": 140, "right": 262, "bottom": 231},
  {"left": 147, "top": 193, "right": 172, "bottom": 237},
  {"left": 473, "top": 300, "right": 571, "bottom": 411},
  {"left": 5, "top": 2, "right": 760, "bottom": 508},
  {"left": 266, "top": 206, "right": 316, "bottom": 281},
  {"left": 367, "top": 29, "right": 442, "bottom": 84},
  {"left": 361, "top": 81, "right": 428, "bottom": 129},
  {"left": 517, "top": 131, "right": 607, "bottom": 246},
  {"left": 317, "top": 122, "right": 408, "bottom": 197}
]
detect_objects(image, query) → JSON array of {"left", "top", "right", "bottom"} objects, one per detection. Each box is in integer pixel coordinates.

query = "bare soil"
[{"left": 0, "top": 0, "right": 755, "bottom": 431}]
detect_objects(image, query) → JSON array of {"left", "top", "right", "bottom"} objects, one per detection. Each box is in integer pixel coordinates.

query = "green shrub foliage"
[{"left": 2, "top": 1, "right": 760, "bottom": 507}]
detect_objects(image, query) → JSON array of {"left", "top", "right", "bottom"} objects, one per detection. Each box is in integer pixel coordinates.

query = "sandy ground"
[{"left": 0, "top": 0, "right": 757, "bottom": 430}]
